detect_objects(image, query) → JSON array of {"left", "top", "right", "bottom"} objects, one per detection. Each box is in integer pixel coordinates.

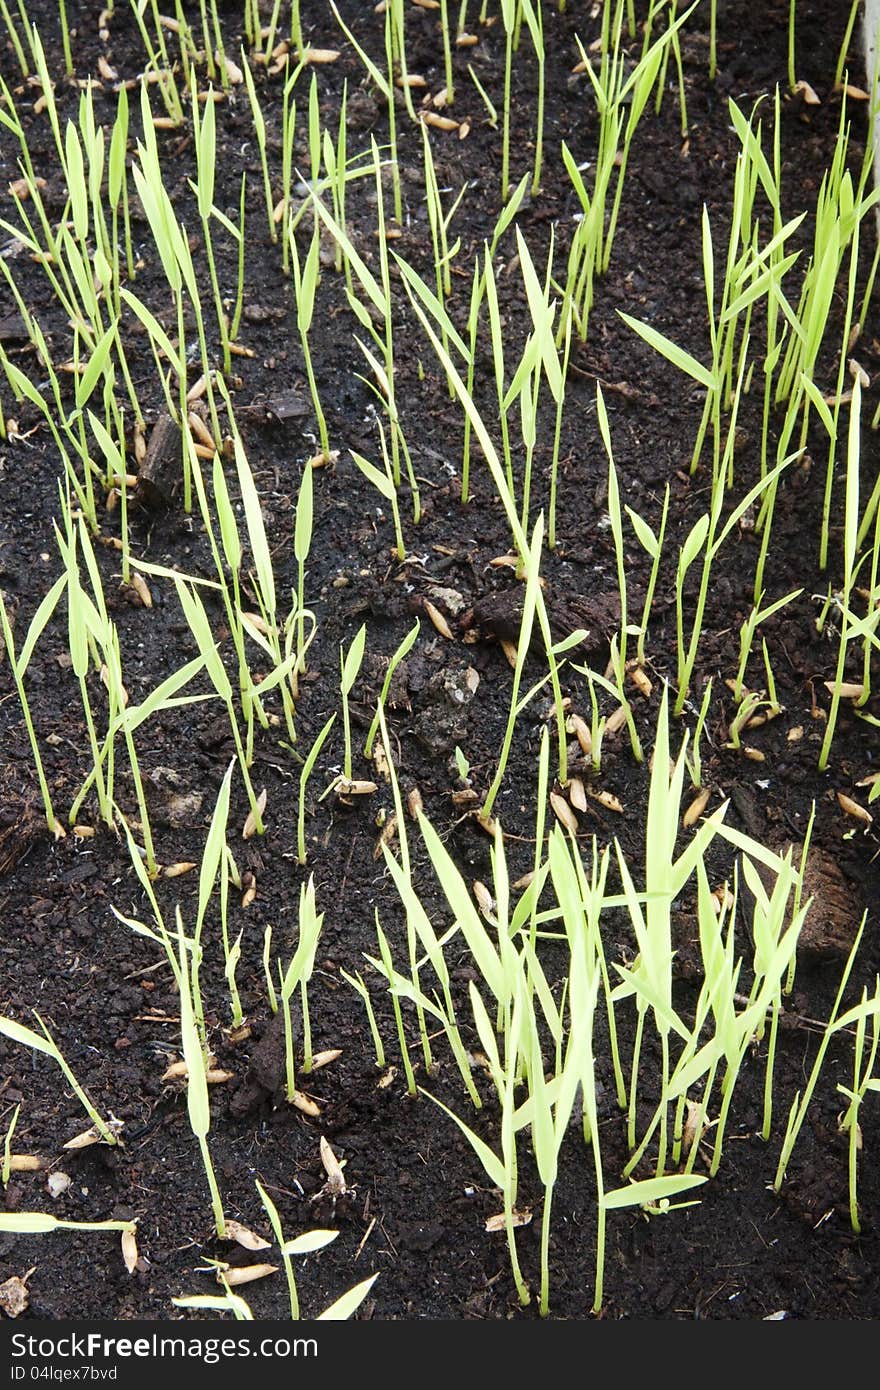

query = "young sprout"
[
  {"left": 176, "top": 909, "right": 226, "bottom": 1238},
  {"left": 297, "top": 715, "right": 337, "bottom": 865},
  {"left": 278, "top": 877, "right": 324, "bottom": 1098},
  {"left": 0, "top": 1014, "right": 119, "bottom": 1147},
  {"left": 340, "top": 625, "right": 367, "bottom": 781}
]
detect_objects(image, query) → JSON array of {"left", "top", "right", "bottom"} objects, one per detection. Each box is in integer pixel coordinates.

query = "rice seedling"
[
  {"left": 364, "top": 618, "right": 420, "bottom": 758},
  {"left": 175, "top": 908, "right": 226, "bottom": 1237},
  {"left": 560, "top": 9, "right": 691, "bottom": 342},
  {"left": 277, "top": 876, "right": 324, "bottom": 1098},
  {"left": 0, "top": 1014, "right": 119, "bottom": 1146},
  {"left": 732, "top": 589, "right": 802, "bottom": 704},
  {"left": 819, "top": 377, "right": 862, "bottom": 771},
  {"left": 330, "top": 2, "right": 403, "bottom": 223},
  {"left": 836, "top": 980, "right": 880, "bottom": 1233},
  {"left": 0, "top": 1212, "right": 136, "bottom": 1238},
  {"left": 773, "top": 916, "right": 867, "bottom": 1191},
  {"left": 340, "top": 967, "right": 386, "bottom": 1069},
  {"left": 297, "top": 714, "right": 337, "bottom": 865},
  {"left": 0, "top": 574, "right": 67, "bottom": 837},
  {"left": 290, "top": 224, "right": 330, "bottom": 460},
  {"left": 339, "top": 625, "right": 367, "bottom": 782}
]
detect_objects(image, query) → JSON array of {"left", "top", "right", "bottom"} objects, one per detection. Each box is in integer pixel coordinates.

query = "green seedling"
[
  {"left": 297, "top": 715, "right": 337, "bottom": 864},
  {"left": 340, "top": 625, "right": 367, "bottom": 781},
  {"left": 176, "top": 909, "right": 226, "bottom": 1237},
  {"left": 2, "top": 1104, "right": 21, "bottom": 1186},
  {"left": 0, "top": 575, "right": 67, "bottom": 836},
  {"left": 0, "top": 1014, "right": 118, "bottom": 1146}
]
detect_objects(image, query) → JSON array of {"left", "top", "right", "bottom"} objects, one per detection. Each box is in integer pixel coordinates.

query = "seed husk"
[
  {"left": 422, "top": 112, "right": 459, "bottom": 132},
  {"left": 837, "top": 792, "right": 872, "bottom": 826},
  {"left": 424, "top": 599, "right": 454, "bottom": 639},
  {"left": 163, "top": 862, "right": 197, "bottom": 879},
  {"left": 223, "top": 1221, "right": 271, "bottom": 1252},
  {"left": 7, "top": 1155, "right": 43, "bottom": 1172},
  {"left": 291, "top": 1091, "right": 321, "bottom": 1117},
  {"left": 130, "top": 572, "right": 152, "bottom": 608},
  {"left": 320, "top": 1136, "right": 347, "bottom": 1195},
  {"left": 336, "top": 778, "right": 378, "bottom": 797},
  {"left": 824, "top": 680, "right": 865, "bottom": 701},
  {"left": 682, "top": 786, "right": 711, "bottom": 828},
  {"left": 629, "top": 666, "right": 653, "bottom": 698},
  {"left": 121, "top": 1227, "right": 138, "bottom": 1273},
  {"left": 311, "top": 1049, "right": 343, "bottom": 1070},
  {"left": 605, "top": 703, "right": 628, "bottom": 736},
  {"left": 499, "top": 639, "right": 518, "bottom": 668},
  {"left": 243, "top": 789, "right": 268, "bottom": 839},
  {"left": 550, "top": 790, "right": 578, "bottom": 833},
  {"left": 473, "top": 880, "right": 494, "bottom": 918},
  {"left": 221, "top": 1264, "right": 278, "bottom": 1287},
  {"left": 485, "top": 1210, "right": 531, "bottom": 1232},
  {"left": 569, "top": 777, "right": 587, "bottom": 812}
]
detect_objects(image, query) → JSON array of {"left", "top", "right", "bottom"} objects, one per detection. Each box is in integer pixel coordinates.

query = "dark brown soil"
[{"left": 1, "top": 0, "right": 880, "bottom": 1321}]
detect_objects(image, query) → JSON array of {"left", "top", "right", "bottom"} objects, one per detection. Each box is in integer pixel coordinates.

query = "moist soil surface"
[{"left": 1, "top": 0, "right": 880, "bottom": 1321}]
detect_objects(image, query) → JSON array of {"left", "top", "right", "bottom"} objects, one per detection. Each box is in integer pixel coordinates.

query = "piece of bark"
[
  {"left": 796, "top": 846, "right": 861, "bottom": 959},
  {"left": 229, "top": 1010, "right": 294, "bottom": 1117},
  {"left": 135, "top": 413, "right": 182, "bottom": 510},
  {"left": 0, "top": 312, "right": 27, "bottom": 342},
  {"left": 467, "top": 586, "right": 621, "bottom": 658}
]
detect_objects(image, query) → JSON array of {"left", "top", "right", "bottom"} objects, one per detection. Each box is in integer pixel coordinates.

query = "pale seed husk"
[
  {"left": 605, "top": 703, "right": 628, "bottom": 736},
  {"left": 589, "top": 789, "right": 624, "bottom": 813},
  {"left": 793, "top": 79, "right": 821, "bottom": 104},
  {"left": 569, "top": 777, "right": 587, "bottom": 812},
  {"left": 121, "top": 1227, "right": 138, "bottom": 1274},
  {"left": 566, "top": 712, "right": 592, "bottom": 755},
  {"left": 163, "top": 862, "right": 197, "bottom": 878},
  {"left": 130, "top": 571, "right": 152, "bottom": 608},
  {"left": 485, "top": 1209, "right": 531, "bottom": 1232},
  {"left": 682, "top": 787, "right": 711, "bottom": 829},
  {"left": 499, "top": 638, "right": 518, "bottom": 669},
  {"left": 407, "top": 787, "right": 424, "bottom": 819},
  {"left": 291, "top": 1091, "right": 321, "bottom": 1117},
  {"left": 311, "top": 1049, "right": 343, "bottom": 1070},
  {"left": 837, "top": 792, "right": 872, "bottom": 826},
  {"left": 473, "top": 880, "right": 494, "bottom": 918},
  {"left": 373, "top": 814, "right": 398, "bottom": 859},
  {"left": 7, "top": 1155, "right": 43, "bottom": 1172},
  {"left": 223, "top": 1220, "right": 271, "bottom": 1252},
  {"left": 320, "top": 1136, "right": 347, "bottom": 1195},
  {"left": 243, "top": 788, "right": 267, "bottom": 839},
  {"left": 550, "top": 791, "right": 578, "bottom": 833},
  {"left": 629, "top": 666, "right": 653, "bottom": 698},
  {"left": 221, "top": 1264, "right": 278, "bottom": 1287},
  {"left": 424, "top": 599, "right": 454, "bottom": 639},
  {"left": 422, "top": 112, "right": 459, "bottom": 132},
  {"left": 825, "top": 680, "right": 865, "bottom": 700},
  {"left": 336, "top": 778, "right": 378, "bottom": 797}
]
